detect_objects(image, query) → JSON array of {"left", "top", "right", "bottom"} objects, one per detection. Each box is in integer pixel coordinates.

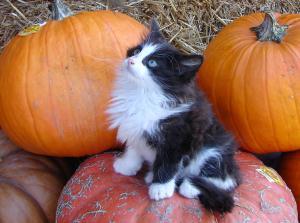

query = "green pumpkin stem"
[
  {"left": 52, "top": 0, "right": 73, "bottom": 20},
  {"left": 250, "top": 12, "right": 288, "bottom": 43}
]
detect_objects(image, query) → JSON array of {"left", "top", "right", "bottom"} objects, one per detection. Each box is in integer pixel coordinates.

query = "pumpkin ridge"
[
  {"left": 69, "top": 17, "right": 98, "bottom": 152},
  {"left": 86, "top": 13, "right": 115, "bottom": 140},
  {"left": 0, "top": 39, "right": 26, "bottom": 148},
  {"left": 44, "top": 21, "right": 62, "bottom": 153},
  {"left": 1, "top": 171, "right": 62, "bottom": 194},
  {"left": 209, "top": 39, "right": 261, "bottom": 149},
  {"left": 229, "top": 42, "right": 262, "bottom": 150},
  {"left": 51, "top": 21, "right": 74, "bottom": 145},
  {"left": 262, "top": 47, "right": 281, "bottom": 151},
  {"left": 13, "top": 188, "right": 49, "bottom": 223},
  {"left": 276, "top": 46, "right": 294, "bottom": 149},
  {"left": 69, "top": 15, "right": 101, "bottom": 151},
  {"left": 280, "top": 43, "right": 300, "bottom": 148},
  {"left": 13, "top": 157, "right": 65, "bottom": 177},
  {"left": 90, "top": 13, "right": 123, "bottom": 150},
  {"left": 24, "top": 34, "right": 48, "bottom": 153},
  {"left": 43, "top": 22, "right": 62, "bottom": 154},
  {"left": 6, "top": 155, "right": 70, "bottom": 183},
  {"left": 9, "top": 41, "right": 27, "bottom": 146},
  {"left": 0, "top": 177, "right": 49, "bottom": 222},
  {"left": 210, "top": 42, "right": 239, "bottom": 140},
  {"left": 0, "top": 156, "right": 60, "bottom": 179},
  {"left": 81, "top": 15, "right": 107, "bottom": 147},
  {"left": 63, "top": 18, "right": 87, "bottom": 152},
  {"left": 281, "top": 42, "right": 300, "bottom": 128},
  {"left": 90, "top": 12, "right": 122, "bottom": 64},
  {"left": 242, "top": 43, "right": 271, "bottom": 151},
  {"left": 99, "top": 12, "right": 125, "bottom": 58},
  {"left": 236, "top": 42, "right": 270, "bottom": 151},
  {"left": 282, "top": 15, "right": 300, "bottom": 25},
  {"left": 51, "top": 19, "right": 82, "bottom": 154}
]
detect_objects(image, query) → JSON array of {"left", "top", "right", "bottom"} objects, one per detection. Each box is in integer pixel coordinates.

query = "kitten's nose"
[{"left": 128, "top": 58, "right": 135, "bottom": 65}]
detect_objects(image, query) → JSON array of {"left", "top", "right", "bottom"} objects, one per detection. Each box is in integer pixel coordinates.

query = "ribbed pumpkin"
[
  {"left": 279, "top": 151, "right": 300, "bottom": 220},
  {"left": 198, "top": 12, "right": 300, "bottom": 153},
  {"left": 0, "top": 130, "right": 75, "bottom": 223},
  {"left": 0, "top": 1, "right": 147, "bottom": 156},
  {"left": 56, "top": 152, "right": 298, "bottom": 222}
]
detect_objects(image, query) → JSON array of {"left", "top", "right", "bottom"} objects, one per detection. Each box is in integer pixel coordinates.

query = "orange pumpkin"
[
  {"left": 56, "top": 152, "right": 298, "bottom": 222},
  {"left": 279, "top": 151, "right": 300, "bottom": 220},
  {"left": 0, "top": 1, "right": 147, "bottom": 156},
  {"left": 198, "top": 12, "right": 300, "bottom": 153},
  {"left": 0, "top": 130, "right": 75, "bottom": 223}
]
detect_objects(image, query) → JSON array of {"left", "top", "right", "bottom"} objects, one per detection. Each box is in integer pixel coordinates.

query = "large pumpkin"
[
  {"left": 0, "top": 130, "right": 75, "bottom": 223},
  {"left": 0, "top": 1, "right": 146, "bottom": 156},
  {"left": 56, "top": 152, "right": 297, "bottom": 222},
  {"left": 198, "top": 12, "right": 300, "bottom": 153},
  {"left": 279, "top": 151, "right": 300, "bottom": 220}
]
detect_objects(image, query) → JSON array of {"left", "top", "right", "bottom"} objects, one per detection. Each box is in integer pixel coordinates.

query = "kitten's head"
[{"left": 120, "top": 19, "right": 203, "bottom": 92}]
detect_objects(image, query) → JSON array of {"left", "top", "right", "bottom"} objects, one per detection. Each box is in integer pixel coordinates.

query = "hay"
[{"left": 0, "top": 0, "right": 300, "bottom": 53}]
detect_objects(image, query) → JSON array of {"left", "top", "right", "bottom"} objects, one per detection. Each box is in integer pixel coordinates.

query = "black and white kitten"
[{"left": 107, "top": 20, "right": 240, "bottom": 213}]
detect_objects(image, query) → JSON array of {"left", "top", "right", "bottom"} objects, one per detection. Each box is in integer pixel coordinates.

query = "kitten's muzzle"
[{"left": 128, "top": 58, "right": 135, "bottom": 65}]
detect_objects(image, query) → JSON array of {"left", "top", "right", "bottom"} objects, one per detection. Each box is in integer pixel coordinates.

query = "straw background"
[{"left": 0, "top": 0, "right": 300, "bottom": 53}]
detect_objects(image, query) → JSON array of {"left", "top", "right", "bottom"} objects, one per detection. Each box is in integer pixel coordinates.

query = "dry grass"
[{"left": 0, "top": 0, "right": 300, "bottom": 53}]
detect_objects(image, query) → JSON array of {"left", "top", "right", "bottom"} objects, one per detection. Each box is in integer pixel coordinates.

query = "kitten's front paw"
[
  {"left": 144, "top": 171, "right": 153, "bottom": 184},
  {"left": 113, "top": 157, "right": 141, "bottom": 176},
  {"left": 149, "top": 180, "right": 175, "bottom": 201}
]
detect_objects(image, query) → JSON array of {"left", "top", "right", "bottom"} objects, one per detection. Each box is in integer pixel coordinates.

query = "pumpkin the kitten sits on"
[{"left": 107, "top": 20, "right": 240, "bottom": 213}]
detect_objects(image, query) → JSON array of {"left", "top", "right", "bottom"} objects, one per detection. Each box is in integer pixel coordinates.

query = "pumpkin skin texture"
[
  {"left": 197, "top": 13, "right": 300, "bottom": 153},
  {"left": 0, "top": 131, "right": 74, "bottom": 223},
  {"left": 279, "top": 151, "right": 300, "bottom": 220},
  {"left": 0, "top": 11, "right": 147, "bottom": 156},
  {"left": 56, "top": 152, "right": 298, "bottom": 223}
]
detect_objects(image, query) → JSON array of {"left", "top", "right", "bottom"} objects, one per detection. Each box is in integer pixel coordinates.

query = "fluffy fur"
[{"left": 107, "top": 20, "right": 240, "bottom": 213}]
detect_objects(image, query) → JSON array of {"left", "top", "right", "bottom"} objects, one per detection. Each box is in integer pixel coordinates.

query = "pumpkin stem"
[
  {"left": 52, "top": 0, "right": 73, "bottom": 20},
  {"left": 250, "top": 12, "right": 288, "bottom": 43}
]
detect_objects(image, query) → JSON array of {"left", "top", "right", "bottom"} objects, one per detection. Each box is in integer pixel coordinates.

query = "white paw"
[
  {"left": 179, "top": 179, "right": 201, "bottom": 199},
  {"left": 144, "top": 171, "right": 153, "bottom": 184},
  {"left": 149, "top": 179, "right": 175, "bottom": 201},
  {"left": 113, "top": 157, "right": 141, "bottom": 176}
]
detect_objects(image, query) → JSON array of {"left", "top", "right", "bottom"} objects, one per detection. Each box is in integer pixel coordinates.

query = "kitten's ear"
[
  {"left": 179, "top": 54, "right": 203, "bottom": 73},
  {"left": 147, "top": 19, "right": 164, "bottom": 42},
  {"left": 150, "top": 19, "right": 160, "bottom": 33},
  {"left": 175, "top": 54, "right": 203, "bottom": 81}
]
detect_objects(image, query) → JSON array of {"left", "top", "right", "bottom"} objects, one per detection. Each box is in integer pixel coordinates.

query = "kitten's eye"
[
  {"left": 148, "top": 59, "right": 158, "bottom": 68},
  {"left": 133, "top": 48, "right": 141, "bottom": 55}
]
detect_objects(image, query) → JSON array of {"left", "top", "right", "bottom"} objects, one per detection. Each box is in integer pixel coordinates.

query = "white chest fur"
[{"left": 107, "top": 75, "right": 190, "bottom": 145}]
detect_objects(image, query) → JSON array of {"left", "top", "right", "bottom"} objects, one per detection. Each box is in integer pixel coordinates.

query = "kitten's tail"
[{"left": 189, "top": 176, "right": 235, "bottom": 213}]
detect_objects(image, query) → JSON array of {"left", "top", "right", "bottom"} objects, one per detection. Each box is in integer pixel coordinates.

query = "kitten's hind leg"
[
  {"left": 179, "top": 178, "right": 201, "bottom": 199},
  {"left": 183, "top": 147, "right": 239, "bottom": 213},
  {"left": 113, "top": 148, "right": 143, "bottom": 176}
]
